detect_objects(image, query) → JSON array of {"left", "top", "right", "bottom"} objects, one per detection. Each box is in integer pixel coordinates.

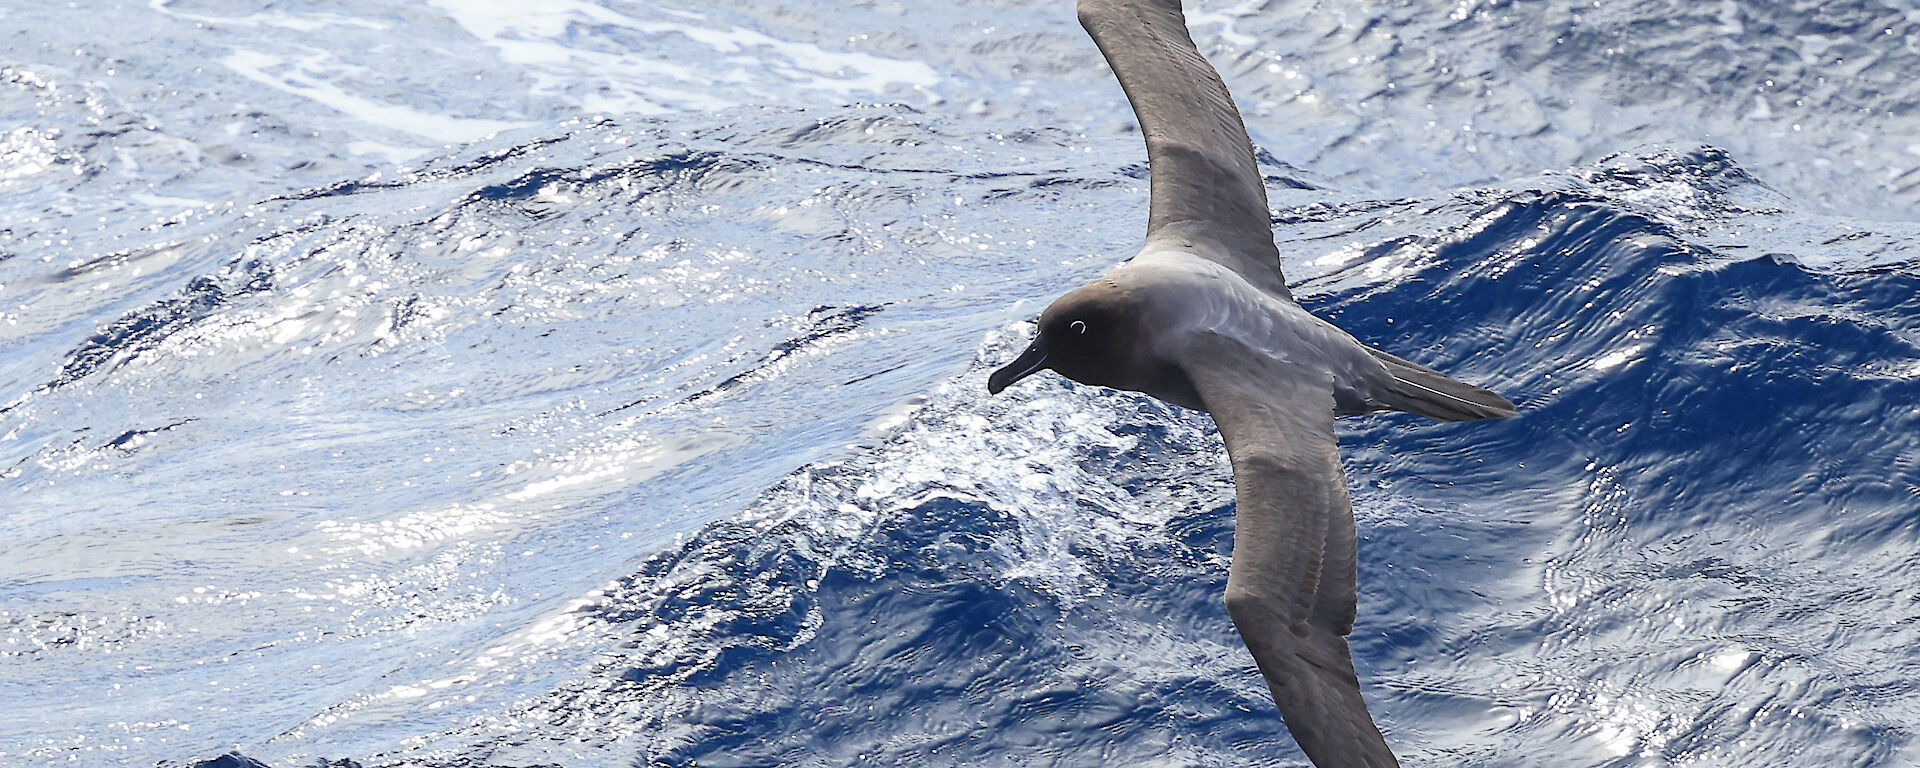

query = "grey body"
[
  {"left": 987, "top": 2, "right": 1515, "bottom": 767},
  {"left": 1080, "top": 244, "right": 1397, "bottom": 414}
]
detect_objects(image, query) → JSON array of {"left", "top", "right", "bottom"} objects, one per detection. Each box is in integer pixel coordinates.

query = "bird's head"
[{"left": 987, "top": 280, "right": 1148, "bottom": 396}]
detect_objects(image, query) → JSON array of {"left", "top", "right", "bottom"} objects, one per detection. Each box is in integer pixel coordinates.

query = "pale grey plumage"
[{"left": 986, "top": 2, "right": 1515, "bottom": 767}]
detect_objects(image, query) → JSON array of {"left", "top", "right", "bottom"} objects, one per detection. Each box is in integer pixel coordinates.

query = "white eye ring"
[{"left": 1070, "top": 320, "right": 1087, "bottom": 334}]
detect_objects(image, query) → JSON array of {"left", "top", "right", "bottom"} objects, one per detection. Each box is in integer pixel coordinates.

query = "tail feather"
[{"left": 1365, "top": 346, "right": 1516, "bottom": 422}]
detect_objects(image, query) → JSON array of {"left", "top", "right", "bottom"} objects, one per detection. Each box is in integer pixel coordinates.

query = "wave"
[{"left": 238, "top": 146, "right": 1920, "bottom": 768}]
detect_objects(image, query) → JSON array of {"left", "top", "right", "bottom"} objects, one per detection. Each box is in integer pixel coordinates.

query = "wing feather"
[
  {"left": 1193, "top": 364, "right": 1399, "bottom": 768},
  {"left": 1078, "top": 0, "right": 1292, "bottom": 299}
]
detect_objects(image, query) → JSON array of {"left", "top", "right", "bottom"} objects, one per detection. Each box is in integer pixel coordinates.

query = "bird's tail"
[{"left": 1364, "top": 345, "right": 1516, "bottom": 422}]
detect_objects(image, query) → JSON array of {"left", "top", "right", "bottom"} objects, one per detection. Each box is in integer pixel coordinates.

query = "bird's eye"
[{"left": 1070, "top": 320, "right": 1087, "bottom": 334}]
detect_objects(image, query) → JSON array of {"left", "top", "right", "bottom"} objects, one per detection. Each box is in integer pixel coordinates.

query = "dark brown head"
[{"left": 987, "top": 281, "right": 1150, "bottom": 396}]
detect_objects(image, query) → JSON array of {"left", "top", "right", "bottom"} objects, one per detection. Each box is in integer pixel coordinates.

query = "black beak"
[{"left": 987, "top": 341, "right": 1049, "bottom": 394}]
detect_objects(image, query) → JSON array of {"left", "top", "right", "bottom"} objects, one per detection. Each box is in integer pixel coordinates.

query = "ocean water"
[{"left": 3, "top": 1, "right": 1918, "bottom": 766}]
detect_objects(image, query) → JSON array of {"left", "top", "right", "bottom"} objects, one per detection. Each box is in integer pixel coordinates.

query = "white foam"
[
  {"left": 1590, "top": 344, "right": 1645, "bottom": 372},
  {"left": 347, "top": 140, "right": 428, "bottom": 165},
  {"left": 425, "top": 0, "right": 940, "bottom": 114},
  {"left": 222, "top": 49, "right": 526, "bottom": 144},
  {"left": 0, "top": 127, "right": 61, "bottom": 181},
  {"left": 129, "top": 192, "right": 214, "bottom": 209},
  {"left": 149, "top": 0, "right": 389, "bottom": 32},
  {"left": 1185, "top": 0, "right": 1264, "bottom": 49}
]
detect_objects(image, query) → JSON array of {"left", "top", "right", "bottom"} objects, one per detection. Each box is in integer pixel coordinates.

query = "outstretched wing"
[
  {"left": 1078, "top": 0, "right": 1290, "bottom": 299},
  {"left": 1191, "top": 362, "right": 1400, "bottom": 768}
]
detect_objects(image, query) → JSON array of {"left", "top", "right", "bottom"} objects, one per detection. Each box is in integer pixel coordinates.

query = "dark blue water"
[{"left": 3, "top": 1, "right": 1918, "bottom": 767}]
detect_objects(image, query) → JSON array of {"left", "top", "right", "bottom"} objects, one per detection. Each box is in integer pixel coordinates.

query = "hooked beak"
[{"left": 987, "top": 341, "right": 1049, "bottom": 394}]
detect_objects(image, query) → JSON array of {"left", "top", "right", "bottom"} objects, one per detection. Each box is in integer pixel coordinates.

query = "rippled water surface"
[{"left": 3, "top": 1, "right": 1919, "bottom": 766}]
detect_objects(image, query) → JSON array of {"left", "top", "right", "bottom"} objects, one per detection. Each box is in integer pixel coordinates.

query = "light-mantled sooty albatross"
[{"left": 985, "top": 2, "right": 1517, "bottom": 766}]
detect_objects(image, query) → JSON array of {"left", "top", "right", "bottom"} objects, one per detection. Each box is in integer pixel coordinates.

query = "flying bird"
[{"left": 985, "top": 1, "right": 1516, "bottom": 765}]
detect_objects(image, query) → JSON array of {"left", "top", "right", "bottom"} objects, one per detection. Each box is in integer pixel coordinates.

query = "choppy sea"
[{"left": 4, "top": 1, "right": 1919, "bottom": 766}]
